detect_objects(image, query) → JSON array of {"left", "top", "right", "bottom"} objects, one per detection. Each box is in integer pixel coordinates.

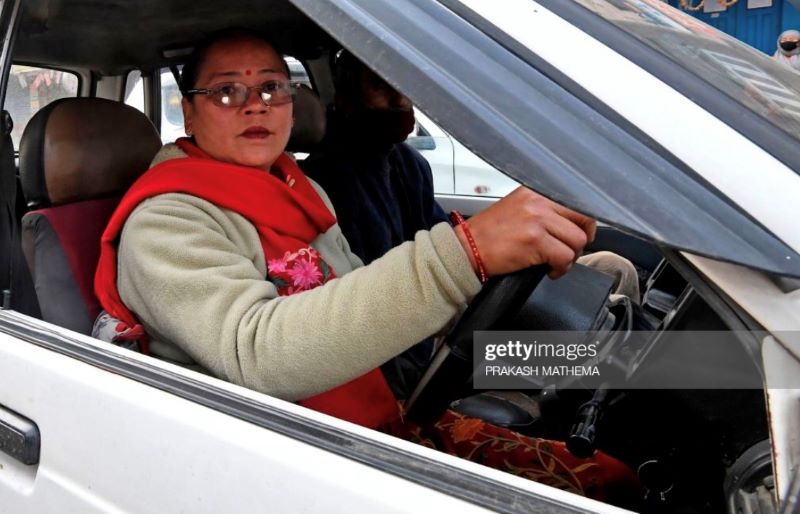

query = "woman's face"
[{"left": 182, "top": 36, "right": 293, "bottom": 170}]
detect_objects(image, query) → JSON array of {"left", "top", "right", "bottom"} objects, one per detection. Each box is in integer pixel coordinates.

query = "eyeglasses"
[{"left": 185, "top": 80, "right": 298, "bottom": 108}]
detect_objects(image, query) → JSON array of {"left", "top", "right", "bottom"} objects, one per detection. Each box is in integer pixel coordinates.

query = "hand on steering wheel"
[
  {"left": 407, "top": 188, "right": 596, "bottom": 424},
  {"left": 455, "top": 187, "right": 596, "bottom": 279}
]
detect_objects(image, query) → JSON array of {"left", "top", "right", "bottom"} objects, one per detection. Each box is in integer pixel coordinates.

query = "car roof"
[
  {"left": 15, "top": 0, "right": 336, "bottom": 74},
  {"left": 10, "top": 0, "right": 800, "bottom": 278}
]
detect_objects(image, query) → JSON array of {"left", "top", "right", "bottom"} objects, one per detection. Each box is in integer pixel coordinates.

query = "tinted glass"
[{"left": 573, "top": 0, "right": 800, "bottom": 140}]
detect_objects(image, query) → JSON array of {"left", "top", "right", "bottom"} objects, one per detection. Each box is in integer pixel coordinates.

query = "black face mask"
[
  {"left": 348, "top": 108, "right": 416, "bottom": 147},
  {"left": 781, "top": 41, "right": 798, "bottom": 52}
]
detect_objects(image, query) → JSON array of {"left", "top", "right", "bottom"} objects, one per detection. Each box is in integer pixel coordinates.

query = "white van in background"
[{"left": 409, "top": 109, "right": 520, "bottom": 198}]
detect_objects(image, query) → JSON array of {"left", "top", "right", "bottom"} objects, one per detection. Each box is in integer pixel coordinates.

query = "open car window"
[{"left": 1, "top": 1, "right": 797, "bottom": 513}]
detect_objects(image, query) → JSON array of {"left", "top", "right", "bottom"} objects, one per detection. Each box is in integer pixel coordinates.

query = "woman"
[
  {"left": 94, "top": 30, "right": 638, "bottom": 505},
  {"left": 773, "top": 29, "right": 800, "bottom": 72}
]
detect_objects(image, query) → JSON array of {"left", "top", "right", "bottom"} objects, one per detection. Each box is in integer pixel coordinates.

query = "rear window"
[
  {"left": 124, "top": 69, "right": 184, "bottom": 144},
  {"left": 5, "top": 65, "right": 79, "bottom": 147}
]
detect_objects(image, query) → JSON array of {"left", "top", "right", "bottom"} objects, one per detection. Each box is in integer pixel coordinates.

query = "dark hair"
[{"left": 179, "top": 28, "right": 288, "bottom": 97}]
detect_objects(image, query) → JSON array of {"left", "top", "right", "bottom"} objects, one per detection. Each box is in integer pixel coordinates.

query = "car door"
[
  {"left": 6, "top": 311, "right": 572, "bottom": 514},
  {"left": 407, "top": 110, "right": 455, "bottom": 194},
  {"left": 0, "top": 314, "right": 464, "bottom": 514}
]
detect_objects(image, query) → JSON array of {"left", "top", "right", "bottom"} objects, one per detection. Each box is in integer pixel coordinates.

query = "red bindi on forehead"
[{"left": 245, "top": 69, "right": 252, "bottom": 76}]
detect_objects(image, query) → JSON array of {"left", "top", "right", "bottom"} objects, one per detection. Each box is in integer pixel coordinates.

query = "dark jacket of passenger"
[
  {"left": 302, "top": 111, "right": 449, "bottom": 398},
  {"left": 302, "top": 113, "right": 448, "bottom": 266}
]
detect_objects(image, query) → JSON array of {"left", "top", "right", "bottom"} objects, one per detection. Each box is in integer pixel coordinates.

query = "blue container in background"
[{"left": 668, "top": 0, "right": 800, "bottom": 54}]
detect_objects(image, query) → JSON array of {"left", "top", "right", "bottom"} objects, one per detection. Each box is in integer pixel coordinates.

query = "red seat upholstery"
[{"left": 19, "top": 98, "right": 161, "bottom": 333}]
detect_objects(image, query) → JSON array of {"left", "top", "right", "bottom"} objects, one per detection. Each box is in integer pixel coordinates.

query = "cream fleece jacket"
[{"left": 116, "top": 145, "right": 481, "bottom": 401}]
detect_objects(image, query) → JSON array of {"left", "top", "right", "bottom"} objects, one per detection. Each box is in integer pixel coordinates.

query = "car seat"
[
  {"left": 19, "top": 98, "right": 161, "bottom": 334},
  {"left": 286, "top": 84, "right": 326, "bottom": 154},
  {"left": 18, "top": 87, "right": 325, "bottom": 336}
]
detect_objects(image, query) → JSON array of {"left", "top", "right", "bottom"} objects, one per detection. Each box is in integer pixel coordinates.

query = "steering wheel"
[{"left": 405, "top": 265, "right": 549, "bottom": 425}]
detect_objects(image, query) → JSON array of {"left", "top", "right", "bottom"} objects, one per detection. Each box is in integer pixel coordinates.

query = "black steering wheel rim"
[{"left": 406, "top": 264, "right": 549, "bottom": 425}]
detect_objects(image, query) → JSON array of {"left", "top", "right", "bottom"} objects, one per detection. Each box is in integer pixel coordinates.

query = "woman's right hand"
[{"left": 454, "top": 187, "right": 596, "bottom": 280}]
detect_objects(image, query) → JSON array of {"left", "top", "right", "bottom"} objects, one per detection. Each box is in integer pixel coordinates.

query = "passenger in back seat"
[{"left": 92, "top": 29, "right": 639, "bottom": 506}]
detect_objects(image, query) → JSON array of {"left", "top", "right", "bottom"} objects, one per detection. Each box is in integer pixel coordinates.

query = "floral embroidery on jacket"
[{"left": 267, "top": 247, "right": 335, "bottom": 296}]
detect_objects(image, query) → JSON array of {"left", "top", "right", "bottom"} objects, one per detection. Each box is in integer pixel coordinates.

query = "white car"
[
  {"left": 1, "top": 1, "right": 799, "bottom": 514},
  {"left": 409, "top": 110, "right": 520, "bottom": 198}
]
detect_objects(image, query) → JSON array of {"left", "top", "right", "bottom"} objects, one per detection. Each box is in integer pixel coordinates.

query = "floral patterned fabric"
[
  {"left": 267, "top": 247, "right": 336, "bottom": 295},
  {"left": 92, "top": 311, "right": 146, "bottom": 352},
  {"left": 382, "top": 409, "right": 640, "bottom": 507}
]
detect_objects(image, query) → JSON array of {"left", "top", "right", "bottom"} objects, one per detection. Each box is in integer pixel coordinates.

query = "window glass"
[
  {"left": 160, "top": 69, "right": 184, "bottom": 144},
  {"left": 124, "top": 70, "right": 144, "bottom": 112},
  {"left": 574, "top": 0, "right": 800, "bottom": 146},
  {"left": 285, "top": 57, "right": 312, "bottom": 87},
  {"left": 124, "top": 69, "right": 185, "bottom": 144},
  {"left": 5, "top": 65, "right": 79, "bottom": 147}
]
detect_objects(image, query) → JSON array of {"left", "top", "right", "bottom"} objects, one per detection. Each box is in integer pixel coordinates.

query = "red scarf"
[{"left": 95, "top": 139, "right": 399, "bottom": 428}]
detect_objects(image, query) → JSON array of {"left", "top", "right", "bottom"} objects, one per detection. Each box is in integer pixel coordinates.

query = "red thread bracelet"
[{"left": 450, "top": 210, "right": 488, "bottom": 284}]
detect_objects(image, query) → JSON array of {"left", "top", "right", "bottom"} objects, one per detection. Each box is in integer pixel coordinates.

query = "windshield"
[
  {"left": 291, "top": 0, "right": 800, "bottom": 278},
  {"left": 574, "top": 0, "right": 800, "bottom": 159}
]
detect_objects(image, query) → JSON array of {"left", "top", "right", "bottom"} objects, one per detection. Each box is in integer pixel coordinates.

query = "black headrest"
[
  {"left": 286, "top": 84, "right": 325, "bottom": 153},
  {"left": 19, "top": 98, "right": 161, "bottom": 208}
]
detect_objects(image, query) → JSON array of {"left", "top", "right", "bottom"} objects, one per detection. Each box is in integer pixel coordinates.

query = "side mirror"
[{"left": 406, "top": 135, "right": 436, "bottom": 151}]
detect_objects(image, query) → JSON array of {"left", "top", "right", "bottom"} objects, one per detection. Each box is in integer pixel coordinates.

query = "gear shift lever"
[{"left": 567, "top": 387, "right": 609, "bottom": 458}]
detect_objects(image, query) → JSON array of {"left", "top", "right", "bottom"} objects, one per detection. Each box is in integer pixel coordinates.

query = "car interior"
[{"left": 0, "top": 1, "right": 776, "bottom": 513}]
